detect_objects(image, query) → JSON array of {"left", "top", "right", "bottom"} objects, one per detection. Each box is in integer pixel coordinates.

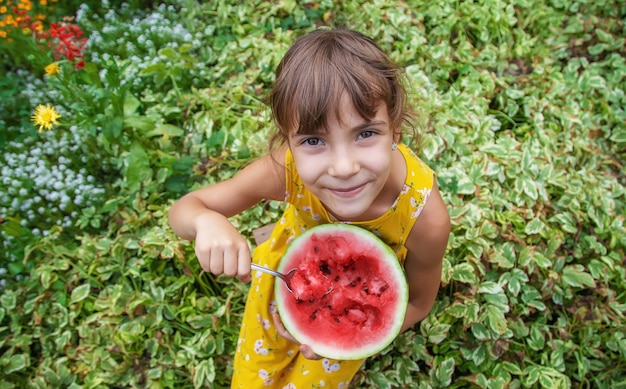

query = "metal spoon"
[
  {"left": 250, "top": 263, "right": 297, "bottom": 292},
  {"left": 250, "top": 263, "right": 333, "bottom": 297}
]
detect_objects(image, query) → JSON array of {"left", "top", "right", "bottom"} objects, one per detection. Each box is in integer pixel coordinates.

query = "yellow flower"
[
  {"left": 44, "top": 62, "right": 60, "bottom": 76},
  {"left": 31, "top": 104, "right": 61, "bottom": 133}
]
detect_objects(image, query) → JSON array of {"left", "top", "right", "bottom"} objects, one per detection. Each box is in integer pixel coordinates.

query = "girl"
[{"left": 168, "top": 28, "right": 451, "bottom": 388}]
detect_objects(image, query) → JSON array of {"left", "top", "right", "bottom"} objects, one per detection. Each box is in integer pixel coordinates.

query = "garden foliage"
[{"left": 1, "top": 0, "right": 625, "bottom": 387}]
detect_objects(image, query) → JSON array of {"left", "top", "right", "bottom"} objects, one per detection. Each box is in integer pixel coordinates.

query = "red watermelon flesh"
[{"left": 276, "top": 224, "right": 408, "bottom": 360}]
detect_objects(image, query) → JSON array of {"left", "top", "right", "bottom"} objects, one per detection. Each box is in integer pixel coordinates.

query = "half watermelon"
[{"left": 275, "top": 224, "right": 408, "bottom": 360}]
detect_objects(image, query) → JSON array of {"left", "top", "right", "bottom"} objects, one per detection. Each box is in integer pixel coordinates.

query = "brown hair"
[{"left": 268, "top": 28, "right": 417, "bottom": 149}]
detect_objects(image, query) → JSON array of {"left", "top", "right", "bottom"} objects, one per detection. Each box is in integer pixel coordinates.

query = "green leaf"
[
  {"left": 464, "top": 300, "right": 480, "bottom": 325},
  {"left": 500, "top": 269, "right": 529, "bottom": 296},
  {"left": 561, "top": 265, "right": 596, "bottom": 288},
  {"left": 452, "top": 262, "right": 478, "bottom": 284},
  {"left": 146, "top": 123, "right": 185, "bottom": 138},
  {"left": 502, "top": 361, "right": 523, "bottom": 375},
  {"left": 471, "top": 344, "right": 488, "bottom": 366},
  {"left": 518, "top": 175, "right": 538, "bottom": 200},
  {"left": 491, "top": 242, "right": 516, "bottom": 268},
  {"left": 124, "top": 115, "right": 155, "bottom": 132},
  {"left": 518, "top": 246, "right": 533, "bottom": 269},
  {"left": 445, "top": 302, "right": 466, "bottom": 318},
  {"left": 158, "top": 46, "right": 178, "bottom": 60},
  {"left": 441, "top": 257, "right": 453, "bottom": 284},
  {"left": 481, "top": 143, "right": 508, "bottom": 158},
  {"left": 123, "top": 93, "right": 141, "bottom": 116},
  {"left": 610, "top": 127, "right": 626, "bottom": 144},
  {"left": 193, "top": 358, "right": 216, "bottom": 388},
  {"left": 471, "top": 323, "right": 491, "bottom": 340},
  {"left": 124, "top": 142, "right": 152, "bottom": 193},
  {"left": 478, "top": 281, "right": 503, "bottom": 295},
  {"left": 483, "top": 304, "right": 508, "bottom": 335},
  {"left": 456, "top": 176, "right": 476, "bottom": 195},
  {"left": 587, "top": 75, "right": 606, "bottom": 90},
  {"left": 186, "top": 314, "right": 214, "bottom": 329},
  {"left": 524, "top": 217, "right": 545, "bottom": 235},
  {"left": 0, "top": 216, "right": 27, "bottom": 237},
  {"left": 527, "top": 325, "right": 545, "bottom": 351},
  {"left": 368, "top": 371, "right": 391, "bottom": 389},
  {"left": 432, "top": 357, "right": 455, "bottom": 387},
  {"left": 4, "top": 354, "right": 28, "bottom": 374},
  {"left": 549, "top": 213, "right": 578, "bottom": 234},
  {"left": 523, "top": 365, "right": 540, "bottom": 386},
  {"left": 539, "top": 373, "right": 555, "bottom": 388},
  {"left": 103, "top": 116, "right": 124, "bottom": 140},
  {"left": 533, "top": 250, "right": 552, "bottom": 269},
  {"left": 521, "top": 286, "right": 547, "bottom": 311},
  {"left": 139, "top": 63, "right": 166, "bottom": 76},
  {"left": 422, "top": 317, "right": 451, "bottom": 344},
  {"left": 0, "top": 292, "right": 16, "bottom": 311},
  {"left": 70, "top": 284, "right": 91, "bottom": 304}
]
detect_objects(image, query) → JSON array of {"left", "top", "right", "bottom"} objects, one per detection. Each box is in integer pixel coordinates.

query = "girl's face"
[{"left": 289, "top": 94, "right": 402, "bottom": 222}]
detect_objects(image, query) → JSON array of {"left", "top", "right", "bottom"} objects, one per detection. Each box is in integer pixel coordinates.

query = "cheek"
[
  {"left": 361, "top": 149, "right": 393, "bottom": 174},
  {"left": 292, "top": 153, "right": 322, "bottom": 185}
]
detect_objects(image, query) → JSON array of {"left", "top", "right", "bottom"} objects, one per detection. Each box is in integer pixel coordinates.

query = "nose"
[{"left": 327, "top": 149, "right": 360, "bottom": 178}]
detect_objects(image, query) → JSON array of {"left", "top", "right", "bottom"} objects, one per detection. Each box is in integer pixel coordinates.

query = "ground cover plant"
[{"left": 1, "top": 0, "right": 625, "bottom": 387}]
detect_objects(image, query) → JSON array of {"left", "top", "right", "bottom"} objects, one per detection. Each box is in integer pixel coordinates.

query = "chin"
[{"left": 325, "top": 205, "right": 370, "bottom": 222}]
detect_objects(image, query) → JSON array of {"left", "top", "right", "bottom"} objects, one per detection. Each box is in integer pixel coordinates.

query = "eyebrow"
[
  {"left": 290, "top": 119, "right": 388, "bottom": 140},
  {"left": 351, "top": 119, "right": 387, "bottom": 131}
]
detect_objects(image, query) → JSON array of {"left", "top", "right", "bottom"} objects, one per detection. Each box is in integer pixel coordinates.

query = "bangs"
[
  {"left": 269, "top": 29, "right": 405, "bottom": 138},
  {"left": 291, "top": 52, "right": 391, "bottom": 136}
]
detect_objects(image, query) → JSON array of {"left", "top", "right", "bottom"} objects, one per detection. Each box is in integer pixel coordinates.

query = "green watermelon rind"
[{"left": 275, "top": 223, "right": 409, "bottom": 360}]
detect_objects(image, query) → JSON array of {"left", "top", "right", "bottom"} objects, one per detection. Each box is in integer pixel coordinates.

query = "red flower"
[{"left": 43, "top": 22, "right": 88, "bottom": 69}]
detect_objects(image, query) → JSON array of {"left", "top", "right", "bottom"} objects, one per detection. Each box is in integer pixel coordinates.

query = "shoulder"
[
  {"left": 234, "top": 145, "right": 288, "bottom": 201},
  {"left": 399, "top": 143, "right": 435, "bottom": 189}
]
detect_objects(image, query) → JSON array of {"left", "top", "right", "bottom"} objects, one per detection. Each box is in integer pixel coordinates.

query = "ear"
[{"left": 393, "top": 130, "right": 402, "bottom": 144}]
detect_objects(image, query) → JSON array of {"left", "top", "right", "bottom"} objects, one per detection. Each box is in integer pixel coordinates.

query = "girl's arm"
[
  {"left": 168, "top": 146, "right": 287, "bottom": 280},
  {"left": 401, "top": 181, "right": 451, "bottom": 332}
]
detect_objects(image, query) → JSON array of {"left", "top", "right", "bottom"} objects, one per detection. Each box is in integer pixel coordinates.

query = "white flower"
[
  {"left": 321, "top": 359, "right": 340, "bottom": 373},
  {"left": 256, "top": 314, "right": 271, "bottom": 329},
  {"left": 254, "top": 339, "right": 268, "bottom": 355},
  {"left": 269, "top": 301, "right": 277, "bottom": 314}
]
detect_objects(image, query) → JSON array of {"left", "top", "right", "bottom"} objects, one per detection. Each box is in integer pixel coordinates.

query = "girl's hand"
[
  {"left": 193, "top": 212, "right": 252, "bottom": 282},
  {"left": 272, "top": 313, "right": 322, "bottom": 360}
]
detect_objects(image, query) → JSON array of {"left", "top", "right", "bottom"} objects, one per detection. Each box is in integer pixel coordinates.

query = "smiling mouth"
[{"left": 329, "top": 184, "right": 366, "bottom": 198}]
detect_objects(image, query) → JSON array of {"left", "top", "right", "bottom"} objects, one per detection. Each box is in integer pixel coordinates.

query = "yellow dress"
[{"left": 231, "top": 143, "right": 434, "bottom": 388}]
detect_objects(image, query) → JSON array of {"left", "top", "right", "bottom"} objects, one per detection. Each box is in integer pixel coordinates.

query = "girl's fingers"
[
  {"left": 237, "top": 245, "right": 251, "bottom": 282},
  {"left": 222, "top": 248, "right": 238, "bottom": 277},
  {"left": 299, "top": 344, "right": 322, "bottom": 360},
  {"left": 272, "top": 313, "right": 322, "bottom": 360},
  {"left": 272, "top": 313, "right": 296, "bottom": 342},
  {"left": 194, "top": 243, "right": 212, "bottom": 273},
  {"left": 209, "top": 248, "right": 224, "bottom": 275}
]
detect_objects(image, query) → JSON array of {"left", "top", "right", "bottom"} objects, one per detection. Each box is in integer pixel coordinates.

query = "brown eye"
[
  {"left": 358, "top": 130, "right": 375, "bottom": 139},
  {"left": 303, "top": 138, "right": 322, "bottom": 146}
]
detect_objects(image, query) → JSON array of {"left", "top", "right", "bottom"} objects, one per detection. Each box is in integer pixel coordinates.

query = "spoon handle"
[{"left": 251, "top": 263, "right": 283, "bottom": 279}]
